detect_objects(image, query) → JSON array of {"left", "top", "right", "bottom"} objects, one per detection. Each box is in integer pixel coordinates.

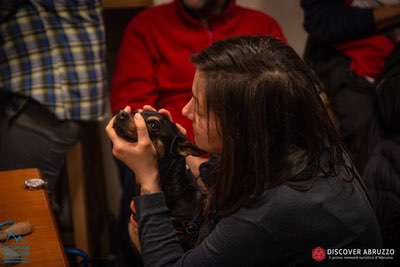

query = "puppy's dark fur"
[{"left": 113, "top": 110, "right": 205, "bottom": 249}]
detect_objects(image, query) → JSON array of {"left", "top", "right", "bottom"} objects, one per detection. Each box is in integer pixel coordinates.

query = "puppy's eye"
[{"left": 148, "top": 120, "right": 160, "bottom": 131}]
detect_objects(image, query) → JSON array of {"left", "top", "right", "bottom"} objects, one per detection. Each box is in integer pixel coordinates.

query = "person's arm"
[
  {"left": 111, "top": 16, "right": 158, "bottom": 114},
  {"left": 374, "top": 4, "right": 400, "bottom": 31},
  {"left": 134, "top": 192, "right": 280, "bottom": 267},
  {"left": 301, "top": 0, "right": 376, "bottom": 43},
  {"left": 266, "top": 17, "right": 287, "bottom": 44}
]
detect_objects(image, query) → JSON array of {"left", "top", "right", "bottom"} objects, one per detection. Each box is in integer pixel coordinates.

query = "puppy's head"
[{"left": 113, "top": 110, "right": 204, "bottom": 158}]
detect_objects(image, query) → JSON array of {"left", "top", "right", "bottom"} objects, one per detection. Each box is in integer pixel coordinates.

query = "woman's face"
[{"left": 182, "top": 70, "right": 222, "bottom": 154}]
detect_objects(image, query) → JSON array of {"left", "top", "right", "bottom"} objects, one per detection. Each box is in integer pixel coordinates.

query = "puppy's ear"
[{"left": 177, "top": 141, "right": 205, "bottom": 157}]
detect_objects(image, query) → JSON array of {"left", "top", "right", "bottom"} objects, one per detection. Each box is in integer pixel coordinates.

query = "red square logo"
[{"left": 312, "top": 246, "right": 326, "bottom": 262}]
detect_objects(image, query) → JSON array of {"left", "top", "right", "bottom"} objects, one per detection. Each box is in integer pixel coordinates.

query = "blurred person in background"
[
  {"left": 0, "top": 0, "right": 106, "bottom": 241},
  {"left": 363, "top": 44, "right": 400, "bottom": 266},
  {"left": 301, "top": 0, "right": 400, "bottom": 171}
]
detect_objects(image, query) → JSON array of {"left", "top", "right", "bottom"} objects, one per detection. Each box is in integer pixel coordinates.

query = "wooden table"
[{"left": 0, "top": 168, "right": 68, "bottom": 267}]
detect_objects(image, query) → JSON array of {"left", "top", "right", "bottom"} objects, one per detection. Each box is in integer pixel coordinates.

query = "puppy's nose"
[{"left": 119, "top": 111, "right": 130, "bottom": 121}]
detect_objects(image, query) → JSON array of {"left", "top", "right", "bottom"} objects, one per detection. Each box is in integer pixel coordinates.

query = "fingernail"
[{"left": 134, "top": 113, "right": 140, "bottom": 119}]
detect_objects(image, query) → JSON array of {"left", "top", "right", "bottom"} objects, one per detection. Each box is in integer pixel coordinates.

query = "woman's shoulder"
[
  {"left": 365, "top": 138, "right": 400, "bottom": 175},
  {"left": 230, "top": 172, "right": 378, "bottom": 244},
  {"left": 211, "top": 172, "right": 381, "bottom": 265}
]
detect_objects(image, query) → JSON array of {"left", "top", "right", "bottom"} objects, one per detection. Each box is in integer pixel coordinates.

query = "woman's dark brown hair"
[{"left": 192, "top": 36, "right": 350, "bottom": 217}]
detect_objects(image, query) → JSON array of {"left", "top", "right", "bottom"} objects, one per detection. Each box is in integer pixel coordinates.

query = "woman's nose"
[{"left": 182, "top": 99, "right": 193, "bottom": 120}]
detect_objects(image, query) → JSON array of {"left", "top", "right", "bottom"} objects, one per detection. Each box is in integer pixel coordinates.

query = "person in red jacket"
[
  {"left": 111, "top": 0, "right": 286, "bottom": 141},
  {"left": 111, "top": 1, "right": 285, "bottom": 266},
  {"left": 302, "top": 0, "right": 400, "bottom": 170}
]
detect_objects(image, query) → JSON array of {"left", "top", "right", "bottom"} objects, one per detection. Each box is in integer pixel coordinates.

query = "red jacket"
[
  {"left": 336, "top": 0, "right": 395, "bottom": 79},
  {"left": 111, "top": 0, "right": 286, "bottom": 140},
  {"left": 337, "top": 36, "right": 394, "bottom": 79}
]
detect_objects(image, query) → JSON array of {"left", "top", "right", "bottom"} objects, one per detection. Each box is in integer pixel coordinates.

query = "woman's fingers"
[
  {"left": 158, "top": 108, "right": 173, "bottom": 122},
  {"left": 175, "top": 123, "right": 187, "bottom": 136},
  {"left": 130, "top": 214, "right": 138, "bottom": 227},
  {"left": 143, "top": 105, "right": 156, "bottom": 112},
  {"left": 128, "top": 216, "right": 140, "bottom": 253},
  {"left": 105, "top": 116, "right": 118, "bottom": 141},
  {"left": 157, "top": 108, "right": 188, "bottom": 136},
  {"left": 106, "top": 105, "right": 131, "bottom": 141},
  {"left": 157, "top": 108, "right": 187, "bottom": 135},
  {"left": 130, "top": 200, "right": 138, "bottom": 230},
  {"left": 130, "top": 200, "right": 136, "bottom": 213},
  {"left": 123, "top": 105, "right": 132, "bottom": 113},
  {"left": 143, "top": 106, "right": 171, "bottom": 122},
  {"left": 134, "top": 113, "right": 152, "bottom": 146},
  {"left": 105, "top": 115, "right": 131, "bottom": 158}
]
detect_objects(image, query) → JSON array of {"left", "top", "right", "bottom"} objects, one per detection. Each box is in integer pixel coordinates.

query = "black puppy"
[
  {"left": 113, "top": 110, "right": 203, "bottom": 157},
  {"left": 113, "top": 110, "right": 205, "bottom": 250}
]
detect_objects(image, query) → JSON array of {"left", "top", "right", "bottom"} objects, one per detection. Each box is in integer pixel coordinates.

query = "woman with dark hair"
[{"left": 106, "top": 36, "right": 382, "bottom": 266}]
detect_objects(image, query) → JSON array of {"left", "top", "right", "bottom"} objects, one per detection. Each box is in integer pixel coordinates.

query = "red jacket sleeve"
[
  {"left": 268, "top": 17, "right": 287, "bottom": 44},
  {"left": 111, "top": 17, "right": 157, "bottom": 114}
]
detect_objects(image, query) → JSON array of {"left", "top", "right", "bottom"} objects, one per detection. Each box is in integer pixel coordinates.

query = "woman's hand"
[
  {"left": 186, "top": 155, "right": 209, "bottom": 193},
  {"left": 105, "top": 106, "right": 160, "bottom": 192},
  {"left": 129, "top": 201, "right": 141, "bottom": 253}
]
